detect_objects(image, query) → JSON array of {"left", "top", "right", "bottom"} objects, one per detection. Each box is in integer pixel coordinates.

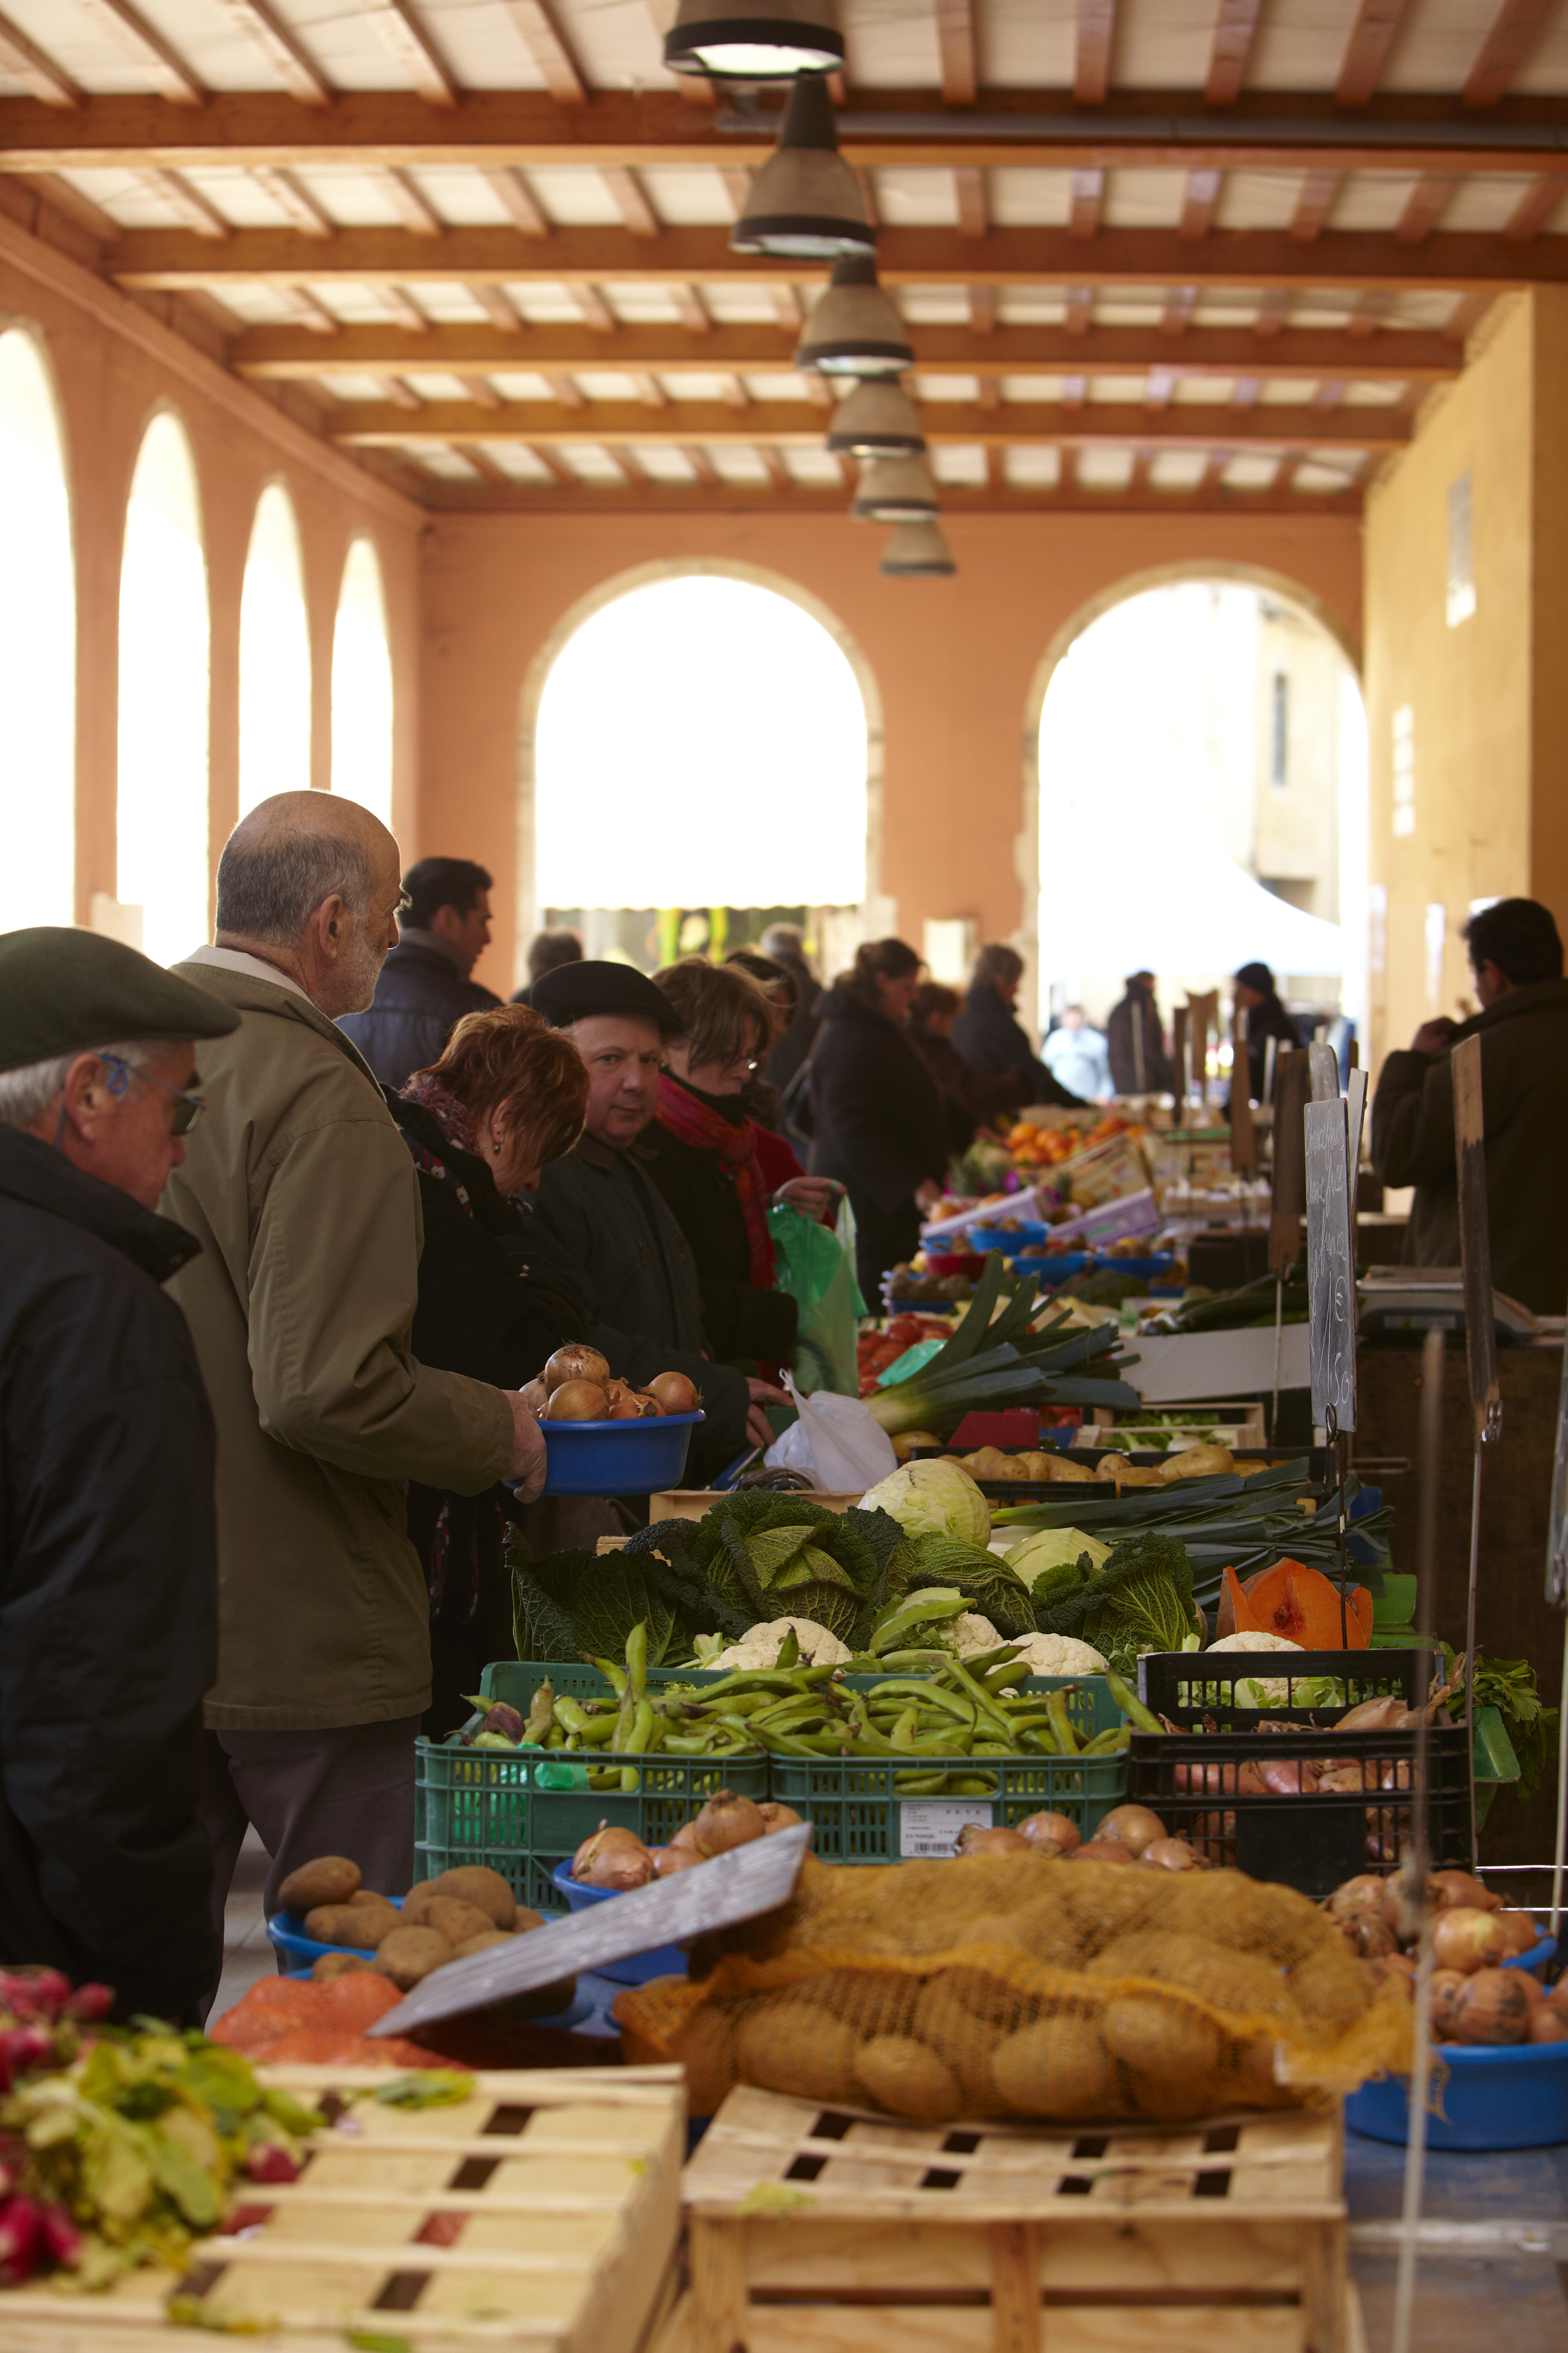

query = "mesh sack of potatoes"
[{"left": 615, "top": 1854, "right": 1413, "bottom": 2125}]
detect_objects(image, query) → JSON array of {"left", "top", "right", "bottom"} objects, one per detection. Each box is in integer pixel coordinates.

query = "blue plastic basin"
[
  {"left": 265, "top": 1899, "right": 587, "bottom": 2026},
  {"left": 1346, "top": 1936, "right": 1566, "bottom": 2150},
  {"left": 540, "top": 1410, "right": 704, "bottom": 1497},
  {"left": 549, "top": 1860, "right": 689, "bottom": 1985}
]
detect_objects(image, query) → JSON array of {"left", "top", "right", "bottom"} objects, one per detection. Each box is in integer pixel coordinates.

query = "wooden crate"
[
  {"left": 648, "top": 1490, "right": 864, "bottom": 1521},
  {"left": 658, "top": 2086, "right": 1359, "bottom": 2353},
  {"left": 0, "top": 2064, "right": 685, "bottom": 2353}
]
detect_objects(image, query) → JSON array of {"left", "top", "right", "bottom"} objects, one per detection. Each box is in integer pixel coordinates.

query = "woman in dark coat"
[
  {"left": 386, "top": 1005, "right": 590, "bottom": 1733},
  {"left": 909, "top": 981, "right": 1030, "bottom": 1152},
  {"left": 1232, "top": 960, "right": 1306, "bottom": 1105},
  {"left": 807, "top": 940, "right": 951, "bottom": 1304},
  {"left": 951, "top": 942, "right": 1086, "bottom": 1109},
  {"left": 643, "top": 958, "right": 834, "bottom": 1379}
]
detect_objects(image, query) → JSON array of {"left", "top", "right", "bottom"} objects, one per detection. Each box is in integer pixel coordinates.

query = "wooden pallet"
[
  {"left": 659, "top": 2086, "right": 1359, "bottom": 2353},
  {"left": 0, "top": 2064, "right": 685, "bottom": 2353}
]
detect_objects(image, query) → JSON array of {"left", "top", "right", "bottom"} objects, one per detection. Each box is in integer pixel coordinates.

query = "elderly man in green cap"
[{"left": 0, "top": 926, "right": 240, "bottom": 2023}]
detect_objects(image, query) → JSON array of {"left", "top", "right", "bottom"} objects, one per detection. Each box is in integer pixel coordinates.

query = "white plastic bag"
[{"left": 762, "top": 1373, "right": 897, "bottom": 1493}]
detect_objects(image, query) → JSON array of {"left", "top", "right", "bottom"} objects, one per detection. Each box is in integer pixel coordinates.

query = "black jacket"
[
  {"left": 1107, "top": 988, "right": 1175, "bottom": 1095},
  {"left": 1238, "top": 996, "right": 1306, "bottom": 1104},
  {"left": 531, "top": 1136, "right": 751, "bottom": 1466},
  {"left": 764, "top": 952, "right": 823, "bottom": 1093},
  {"left": 950, "top": 984, "right": 1084, "bottom": 1109},
  {"left": 807, "top": 987, "right": 950, "bottom": 1213},
  {"left": 338, "top": 935, "right": 500, "bottom": 1089},
  {"left": 911, "top": 1027, "right": 1031, "bottom": 1152},
  {"left": 0, "top": 1128, "right": 219, "bottom": 2022},
  {"left": 641, "top": 1087, "right": 799, "bottom": 1370}
]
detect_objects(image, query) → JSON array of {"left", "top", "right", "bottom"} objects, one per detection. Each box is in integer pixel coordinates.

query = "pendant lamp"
[
  {"left": 664, "top": 0, "right": 844, "bottom": 78},
  {"left": 880, "top": 521, "right": 956, "bottom": 577},
  {"left": 825, "top": 378, "right": 925, "bottom": 455},
  {"left": 795, "top": 253, "right": 913, "bottom": 375},
  {"left": 851, "top": 452, "right": 940, "bottom": 522},
  {"left": 729, "top": 76, "right": 874, "bottom": 259}
]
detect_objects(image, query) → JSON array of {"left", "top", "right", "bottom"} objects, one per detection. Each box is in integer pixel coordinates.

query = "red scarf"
[{"left": 655, "top": 1072, "right": 775, "bottom": 1291}]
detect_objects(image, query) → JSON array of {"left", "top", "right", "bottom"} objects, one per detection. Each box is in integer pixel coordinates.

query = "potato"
[
  {"left": 991, "top": 2014, "right": 1119, "bottom": 2119},
  {"left": 404, "top": 1878, "right": 441, "bottom": 1910},
  {"left": 1159, "top": 1444, "right": 1235, "bottom": 1482},
  {"left": 432, "top": 1866, "right": 516, "bottom": 1930},
  {"left": 1045, "top": 1456, "right": 1101, "bottom": 1483},
  {"left": 311, "top": 1951, "right": 370, "bottom": 1982},
  {"left": 1100, "top": 1992, "right": 1223, "bottom": 2119},
  {"left": 371, "top": 1925, "right": 455, "bottom": 1989},
  {"left": 279, "top": 1855, "right": 360, "bottom": 1915},
  {"left": 348, "top": 1888, "right": 389, "bottom": 1909},
  {"left": 406, "top": 1896, "right": 497, "bottom": 1948},
  {"left": 303, "top": 1901, "right": 399, "bottom": 1950},
  {"left": 855, "top": 2035, "right": 961, "bottom": 2122},
  {"left": 452, "top": 1930, "right": 511, "bottom": 1959},
  {"left": 736, "top": 2001, "right": 858, "bottom": 2102},
  {"left": 513, "top": 1907, "right": 545, "bottom": 1936},
  {"left": 910, "top": 1982, "right": 1008, "bottom": 2109},
  {"left": 1088, "top": 1932, "right": 1302, "bottom": 2027}
]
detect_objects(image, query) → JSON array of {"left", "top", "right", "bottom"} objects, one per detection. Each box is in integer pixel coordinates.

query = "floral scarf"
[{"left": 655, "top": 1071, "right": 775, "bottom": 1291}]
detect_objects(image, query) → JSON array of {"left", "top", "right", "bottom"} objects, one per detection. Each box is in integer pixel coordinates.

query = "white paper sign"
[{"left": 899, "top": 1800, "right": 993, "bottom": 1857}]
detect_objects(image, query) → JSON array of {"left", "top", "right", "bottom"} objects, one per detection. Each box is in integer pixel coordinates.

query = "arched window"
[
  {"left": 239, "top": 481, "right": 311, "bottom": 812},
  {"left": 534, "top": 575, "right": 867, "bottom": 914},
  {"left": 0, "top": 327, "right": 74, "bottom": 931},
  {"left": 117, "top": 412, "right": 210, "bottom": 967},
  {"left": 331, "top": 536, "right": 393, "bottom": 822}
]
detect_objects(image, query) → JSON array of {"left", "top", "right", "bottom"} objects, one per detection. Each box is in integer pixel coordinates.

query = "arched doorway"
[
  {"left": 332, "top": 535, "right": 394, "bottom": 823},
  {"left": 1027, "top": 567, "right": 1367, "bottom": 1066},
  {"left": 519, "top": 563, "right": 880, "bottom": 980},
  {"left": 238, "top": 481, "right": 311, "bottom": 813},
  {"left": 0, "top": 324, "right": 74, "bottom": 931},
  {"left": 117, "top": 410, "right": 209, "bottom": 967}
]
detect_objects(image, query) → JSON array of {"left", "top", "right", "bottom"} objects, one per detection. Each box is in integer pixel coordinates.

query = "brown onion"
[
  {"left": 647, "top": 1370, "right": 701, "bottom": 1416},
  {"left": 1449, "top": 1968, "right": 1532, "bottom": 2046},
  {"left": 542, "top": 1345, "right": 611, "bottom": 1395},
  {"left": 669, "top": 1820, "right": 705, "bottom": 1855},
  {"left": 1070, "top": 1840, "right": 1137, "bottom": 1865},
  {"left": 546, "top": 1380, "right": 611, "bottom": 1422},
  {"left": 1015, "top": 1810, "right": 1081, "bottom": 1856},
  {"left": 1335, "top": 1696, "right": 1409, "bottom": 1733},
  {"left": 1495, "top": 1910, "right": 1542, "bottom": 1957},
  {"left": 1427, "top": 1969, "right": 1469, "bottom": 2039},
  {"left": 571, "top": 1824, "right": 654, "bottom": 1889},
  {"left": 1323, "top": 1874, "right": 1391, "bottom": 1926},
  {"left": 1379, "top": 1873, "right": 1441, "bottom": 1947},
  {"left": 1431, "top": 1906, "right": 1511, "bottom": 1975},
  {"left": 607, "top": 1395, "right": 644, "bottom": 1419},
  {"left": 1528, "top": 2003, "right": 1568, "bottom": 2043},
  {"left": 629, "top": 1391, "right": 663, "bottom": 1416},
  {"left": 1096, "top": 1804, "right": 1167, "bottom": 1857},
  {"left": 653, "top": 1844, "right": 702, "bottom": 1878},
  {"left": 954, "top": 1825, "right": 1034, "bottom": 1856},
  {"left": 1431, "top": 1869, "right": 1501, "bottom": 1915},
  {"left": 1140, "top": 1837, "right": 1203, "bottom": 1872},
  {"left": 690, "top": 1790, "right": 766, "bottom": 1857},
  {"left": 757, "top": 1802, "right": 804, "bottom": 1835},
  {"left": 1340, "top": 1912, "right": 1397, "bottom": 1960}
]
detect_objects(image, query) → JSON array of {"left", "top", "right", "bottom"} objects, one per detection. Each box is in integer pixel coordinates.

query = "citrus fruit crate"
[
  {"left": 769, "top": 1745, "right": 1127, "bottom": 1863},
  {"left": 654, "top": 2084, "right": 1360, "bottom": 2353},
  {"left": 0, "top": 2064, "right": 685, "bottom": 2353},
  {"left": 414, "top": 1735, "right": 769, "bottom": 1914}
]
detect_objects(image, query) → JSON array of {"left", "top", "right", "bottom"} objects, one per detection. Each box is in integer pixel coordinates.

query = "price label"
[{"left": 899, "top": 1800, "right": 993, "bottom": 1858}]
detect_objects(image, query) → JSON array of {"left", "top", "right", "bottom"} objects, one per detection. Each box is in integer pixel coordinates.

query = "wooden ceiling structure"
[{"left": 4, "top": 0, "right": 1568, "bottom": 513}]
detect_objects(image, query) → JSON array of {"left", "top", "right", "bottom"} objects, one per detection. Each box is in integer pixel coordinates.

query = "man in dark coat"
[
  {"left": 338, "top": 855, "right": 499, "bottom": 1086},
  {"left": 0, "top": 927, "right": 240, "bottom": 2022},
  {"left": 951, "top": 943, "right": 1086, "bottom": 1109},
  {"left": 531, "top": 962, "right": 784, "bottom": 1477},
  {"left": 1107, "top": 971, "right": 1175, "bottom": 1096},
  {"left": 1373, "top": 898, "right": 1568, "bottom": 1314}
]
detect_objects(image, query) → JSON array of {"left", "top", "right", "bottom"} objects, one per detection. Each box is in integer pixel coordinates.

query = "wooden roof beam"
[
  {"left": 74, "top": 0, "right": 204, "bottom": 104},
  {"left": 1336, "top": 0, "right": 1415, "bottom": 107},
  {"left": 484, "top": 166, "right": 551, "bottom": 235},
  {"left": 936, "top": 0, "right": 977, "bottom": 105},
  {"left": 409, "top": 476, "right": 1361, "bottom": 515},
  {"left": 356, "top": 0, "right": 459, "bottom": 105},
  {"left": 1465, "top": 0, "right": 1555, "bottom": 108},
  {"left": 1397, "top": 175, "right": 1454, "bottom": 242},
  {"left": 1205, "top": 0, "right": 1264, "bottom": 106},
  {"left": 602, "top": 166, "right": 660, "bottom": 236},
  {"left": 502, "top": 0, "right": 588, "bottom": 105},
  {"left": 0, "top": 12, "right": 81, "bottom": 106},
  {"left": 955, "top": 166, "right": 988, "bottom": 239},
  {"left": 1075, "top": 0, "right": 1116, "bottom": 106},
  {"left": 249, "top": 165, "right": 334, "bottom": 238},
  {"left": 1179, "top": 168, "right": 1222, "bottom": 240},
  {"left": 144, "top": 169, "right": 230, "bottom": 239},
  {"left": 1290, "top": 171, "right": 1341, "bottom": 242},
  {"left": 211, "top": 0, "right": 331, "bottom": 105},
  {"left": 1070, "top": 169, "right": 1103, "bottom": 239}
]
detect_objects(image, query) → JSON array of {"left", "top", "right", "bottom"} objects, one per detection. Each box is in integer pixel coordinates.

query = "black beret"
[
  {"left": 0, "top": 927, "right": 241, "bottom": 1075},
  {"left": 530, "top": 958, "right": 682, "bottom": 1035}
]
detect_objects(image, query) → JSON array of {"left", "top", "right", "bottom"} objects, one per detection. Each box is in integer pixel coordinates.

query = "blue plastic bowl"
[
  {"left": 549, "top": 1860, "right": 689, "bottom": 1985},
  {"left": 540, "top": 1409, "right": 704, "bottom": 1497},
  {"left": 265, "top": 1899, "right": 588, "bottom": 2027},
  {"left": 1346, "top": 1936, "right": 1566, "bottom": 2150}
]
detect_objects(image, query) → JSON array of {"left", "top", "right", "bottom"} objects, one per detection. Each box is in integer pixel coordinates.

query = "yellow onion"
[
  {"left": 757, "top": 1802, "right": 804, "bottom": 1835},
  {"left": 1431, "top": 1906, "right": 1511, "bottom": 1975},
  {"left": 542, "top": 1345, "right": 612, "bottom": 1395},
  {"left": 1070, "top": 1840, "right": 1137, "bottom": 1865},
  {"left": 669, "top": 1820, "right": 705, "bottom": 1855},
  {"left": 1140, "top": 1836, "right": 1204, "bottom": 1873},
  {"left": 1379, "top": 1871, "right": 1441, "bottom": 1947},
  {"left": 653, "top": 1844, "right": 702, "bottom": 1878},
  {"left": 690, "top": 1790, "right": 766, "bottom": 1856},
  {"left": 1431, "top": 1868, "right": 1501, "bottom": 1915},
  {"left": 1449, "top": 1967, "right": 1531, "bottom": 2046},
  {"left": 1323, "top": 1873, "right": 1391, "bottom": 1926},
  {"left": 1096, "top": 1804, "right": 1167, "bottom": 1857},
  {"left": 547, "top": 1380, "right": 611, "bottom": 1422},
  {"left": 1015, "top": 1810, "right": 1081, "bottom": 1855},
  {"left": 647, "top": 1371, "right": 701, "bottom": 1415},
  {"left": 1528, "top": 2003, "right": 1568, "bottom": 2043},
  {"left": 1428, "top": 1968, "right": 1470, "bottom": 2039},
  {"left": 571, "top": 1824, "right": 654, "bottom": 1889},
  {"left": 1340, "top": 1912, "right": 1398, "bottom": 1960},
  {"left": 1495, "top": 1910, "right": 1542, "bottom": 1956},
  {"left": 954, "top": 1825, "right": 1034, "bottom": 1856}
]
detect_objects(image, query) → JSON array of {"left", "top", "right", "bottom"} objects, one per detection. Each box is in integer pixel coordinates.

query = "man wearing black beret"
[
  {"left": 0, "top": 927, "right": 239, "bottom": 2022},
  {"left": 530, "top": 961, "right": 784, "bottom": 1471}
]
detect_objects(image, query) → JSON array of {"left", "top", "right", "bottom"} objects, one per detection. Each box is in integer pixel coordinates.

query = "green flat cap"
[{"left": 0, "top": 926, "right": 241, "bottom": 1075}]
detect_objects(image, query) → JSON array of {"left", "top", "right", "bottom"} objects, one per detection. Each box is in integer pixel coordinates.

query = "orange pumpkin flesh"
[{"left": 1221, "top": 1557, "right": 1371, "bottom": 1651}]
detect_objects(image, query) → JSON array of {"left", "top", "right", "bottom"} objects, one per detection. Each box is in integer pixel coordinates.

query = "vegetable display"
[
  {"left": 1029, "top": 1532, "right": 1206, "bottom": 1673},
  {"left": 1324, "top": 1868, "right": 1559, "bottom": 2045}
]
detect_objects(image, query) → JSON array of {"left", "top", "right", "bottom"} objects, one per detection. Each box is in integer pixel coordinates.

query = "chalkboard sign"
[{"left": 1306, "top": 1095, "right": 1355, "bottom": 1432}]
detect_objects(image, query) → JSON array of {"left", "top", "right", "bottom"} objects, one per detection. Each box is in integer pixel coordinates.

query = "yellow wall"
[{"left": 1363, "top": 291, "right": 1568, "bottom": 1067}]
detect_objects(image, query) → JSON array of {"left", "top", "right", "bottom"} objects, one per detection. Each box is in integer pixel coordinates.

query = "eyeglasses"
[{"left": 98, "top": 1052, "right": 206, "bottom": 1136}]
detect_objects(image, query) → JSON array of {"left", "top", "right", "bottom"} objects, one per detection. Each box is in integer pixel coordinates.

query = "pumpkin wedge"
[{"left": 1218, "top": 1558, "right": 1372, "bottom": 1649}]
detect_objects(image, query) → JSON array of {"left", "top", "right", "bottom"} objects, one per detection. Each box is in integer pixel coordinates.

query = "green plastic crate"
[
  {"left": 769, "top": 1749, "right": 1128, "bottom": 1864},
  {"left": 413, "top": 1739, "right": 769, "bottom": 1914}
]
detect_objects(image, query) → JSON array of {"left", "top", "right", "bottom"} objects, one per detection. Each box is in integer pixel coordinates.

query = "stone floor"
[{"left": 213, "top": 1823, "right": 276, "bottom": 2020}]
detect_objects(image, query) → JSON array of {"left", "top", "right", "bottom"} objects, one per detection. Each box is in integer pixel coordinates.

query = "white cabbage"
[{"left": 859, "top": 1458, "right": 991, "bottom": 1546}]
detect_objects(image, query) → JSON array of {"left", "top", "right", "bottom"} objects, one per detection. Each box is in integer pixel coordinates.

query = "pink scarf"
[{"left": 655, "top": 1072, "right": 775, "bottom": 1291}]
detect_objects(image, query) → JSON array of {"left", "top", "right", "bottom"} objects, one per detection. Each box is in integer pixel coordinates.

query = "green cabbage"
[
  {"left": 860, "top": 1460, "right": 991, "bottom": 1546},
  {"left": 1003, "top": 1528, "right": 1111, "bottom": 1583}
]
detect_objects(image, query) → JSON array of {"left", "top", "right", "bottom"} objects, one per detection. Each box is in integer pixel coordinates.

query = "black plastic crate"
[{"left": 1129, "top": 1647, "right": 1469, "bottom": 1900}]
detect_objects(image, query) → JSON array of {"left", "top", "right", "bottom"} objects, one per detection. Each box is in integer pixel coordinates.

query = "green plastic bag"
[{"left": 769, "top": 1198, "right": 866, "bottom": 1396}]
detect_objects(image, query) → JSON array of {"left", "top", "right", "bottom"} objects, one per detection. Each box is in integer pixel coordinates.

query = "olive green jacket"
[{"left": 164, "top": 956, "right": 515, "bottom": 1731}]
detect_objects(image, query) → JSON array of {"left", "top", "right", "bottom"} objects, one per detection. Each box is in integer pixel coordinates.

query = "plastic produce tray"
[
  {"left": 488, "top": 1663, "right": 1125, "bottom": 1711},
  {"left": 1129, "top": 1648, "right": 1469, "bottom": 1899},
  {"left": 414, "top": 1738, "right": 768, "bottom": 1915},
  {"left": 769, "top": 1747, "right": 1126, "bottom": 1863}
]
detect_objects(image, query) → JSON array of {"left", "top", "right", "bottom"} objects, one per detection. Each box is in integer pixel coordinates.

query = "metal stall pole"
[{"left": 1451, "top": 1033, "right": 1502, "bottom": 1872}]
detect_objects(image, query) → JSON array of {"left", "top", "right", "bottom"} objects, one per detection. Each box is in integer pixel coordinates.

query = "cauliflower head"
[
  {"left": 1005, "top": 1632, "right": 1110, "bottom": 1677},
  {"left": 705, "top": 1617, "right": 851, "bottom": 1671},
  {"left": 1204, "top": 1627, "right": 1303, "bottom": 1705},
  {"left": 948, "top": 1612, "right": 1003, "bottom": 1658}
]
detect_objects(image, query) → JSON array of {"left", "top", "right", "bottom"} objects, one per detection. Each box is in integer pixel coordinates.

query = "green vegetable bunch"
[
  {"left": 1031, "top": 1531, "right": 1204, "bottom": 1675},
  {"left": 1446, "top": 1649, "right": 1560, "bottom": 1803}
]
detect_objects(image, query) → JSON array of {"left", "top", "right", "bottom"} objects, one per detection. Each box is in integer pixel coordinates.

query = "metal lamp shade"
[
  {"left": 795, "top": 254, "right": 913, "bottom": 375},
  {"left": 851, "top": 454, "right": 940, "bottom": 522},
  {"left": 880, "top": 521, "right": 956, "bottom": 577},
  {"left": 664, "top": 0, "right": 844, "bottom": 77},
  {"left": 730, "top": 76, "right": 873, "bottom": 258},
  {"left": 826, "top": 379, "right": 925, "bottom": 455}
]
